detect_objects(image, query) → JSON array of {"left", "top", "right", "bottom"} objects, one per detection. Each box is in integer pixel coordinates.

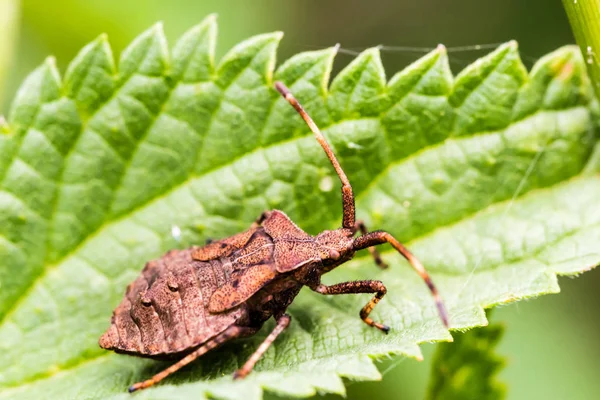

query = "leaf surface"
[{"left": 0, "top": 15, "right": 598, "bottom": 399}]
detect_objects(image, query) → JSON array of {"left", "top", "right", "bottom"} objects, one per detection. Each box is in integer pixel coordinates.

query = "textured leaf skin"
[
  {"left": 427, "top": 323, "right": 506, "bottom": 400},
  {"left": 0, "top": 15, "right": 599, "bottom": 399}
]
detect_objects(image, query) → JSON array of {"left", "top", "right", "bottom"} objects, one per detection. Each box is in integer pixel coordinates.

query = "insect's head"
[{"left": 315, "top": 228, "right": 355, "bottom": 269}]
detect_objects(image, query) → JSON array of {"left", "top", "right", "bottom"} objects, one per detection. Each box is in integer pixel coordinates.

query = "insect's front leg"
[
  {"left": 233, "top": 314, "right": 291, "bottom": 379},
  {"left": 311, "top": 281, "right": 389, "bottom": 334},
  {"left": 353, "top": 220, "right": 388, "bottom": 269},
  {"left": 353, "top": 230, "right": 449, "bottom": 328}
]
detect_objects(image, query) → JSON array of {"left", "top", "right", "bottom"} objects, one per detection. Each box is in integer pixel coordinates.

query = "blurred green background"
[{"left": 1, "top": 0, "right": 599, "bottom": 399}]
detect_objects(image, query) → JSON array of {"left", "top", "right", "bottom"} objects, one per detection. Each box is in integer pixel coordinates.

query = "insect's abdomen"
[{"left": 99, "top": 248, "right": 244, "bottom": 356}]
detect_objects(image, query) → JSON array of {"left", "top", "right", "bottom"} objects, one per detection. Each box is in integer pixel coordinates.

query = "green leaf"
[
  {"left": 0, "top": 15, "right": 599, "bottom": 399},
  {"left": 427, "top": 322, "right": 506, "bottom": 400}
]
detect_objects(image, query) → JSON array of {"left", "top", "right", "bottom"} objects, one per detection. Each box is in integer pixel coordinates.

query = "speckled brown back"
[
  {"left": 99, "top": 248, "right": 245, "bottom": 356},
  {"left": 100, "top": 211, "right": 323, "bottom": 357},
  {"left": 262, "top": 211, "right": 322, "bottom": 272}
]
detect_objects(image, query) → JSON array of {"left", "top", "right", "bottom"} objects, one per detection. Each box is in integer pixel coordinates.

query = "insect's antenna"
[
  {"left": 354, "top": 231, "right": 449, "bottom": 328},
  {"left": 395, "top": 241, "right": 449, "bottom": 328},
  {"left": 275, "top": 82, "right": 355, "bottom": 229},
  {"left": 386, "top": 236, "right": 448, "bottom": 328}
]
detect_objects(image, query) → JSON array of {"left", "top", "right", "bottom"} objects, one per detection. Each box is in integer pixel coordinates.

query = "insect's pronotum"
[{"left": 99, "top": 82, "right": 449, "bottom": 392}]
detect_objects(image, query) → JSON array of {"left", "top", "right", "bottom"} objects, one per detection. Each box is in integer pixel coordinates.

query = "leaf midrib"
[
  {"left": 0, "top": 41, "right": 529, "bottom": 324},
  {"left": 2, "top": 141, "right": 597, "bottom": 398},
  {"left": 0, "top": 97, "right": 591, "bottom": 339},
  {"left": 3, "top": 175, "right": 599, "bottom": 394}
]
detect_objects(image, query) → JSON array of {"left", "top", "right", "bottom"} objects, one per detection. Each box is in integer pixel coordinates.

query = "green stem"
[
  {"left": 563, "top": 0, "right": 600, "bottom": 100},
  {"left": 0, "top": 0, "right": 20, "bottom": 111}
]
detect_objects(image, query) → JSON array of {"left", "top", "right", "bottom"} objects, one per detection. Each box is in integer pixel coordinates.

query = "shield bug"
[{"left": 99, "top": 82, "right": 449, "bottom": 392}]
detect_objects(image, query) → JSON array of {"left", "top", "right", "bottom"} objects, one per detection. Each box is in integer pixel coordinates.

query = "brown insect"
[{"left": 99, "top": 82, "right": 449, "bottom": 392}]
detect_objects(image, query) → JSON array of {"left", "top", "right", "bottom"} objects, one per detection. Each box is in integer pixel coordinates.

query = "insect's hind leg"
[
  {"left": 354, "top": 220, "right": 388, "bottom": 269},
  {"left": 233, "top": 314, "right": 291, "bottom": 379},
  {"left": 128, "top": 325, "right": 257, "bottom": 392}
]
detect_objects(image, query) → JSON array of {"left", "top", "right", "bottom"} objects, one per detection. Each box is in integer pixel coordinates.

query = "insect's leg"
[
  {"left": 275, "top": 82, "right": 355, "bottom": 229},
  {"left": 128, "top": 325, "right": 257, "bottom": 392},
  {"left": 251, "top": 211, "right": 270, "bottom": 228},
  {"left": 353, "top": 220, "right": 388, "bottom": 269},
  {"left": 312, "top": 281, "right": 389, "bottom": 333},
  {"left": 353, "top": 231, "right": 449, "bottom": 328},
  {"left": 233, "top": 314, "right": 291, "bottom": 379}
]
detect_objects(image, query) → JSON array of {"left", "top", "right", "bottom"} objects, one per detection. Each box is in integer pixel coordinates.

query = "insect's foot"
[
  {"left": 128, "top": 380, "right": 153, "bottom": 393},
  {"left": 377, "top": 260, "right": 389, "bottom": 269},
  {"left": 362, "top": 316, "right": 390, "bottom": 334},
  {"left": 370, "top": 252, "right": 388, "bottom": 269},
  {"left": 373, "top": 322, "right": 390, "bottom": 334},
  {"left": 232, "top": 369, "right": 247, "bottom": 380}
]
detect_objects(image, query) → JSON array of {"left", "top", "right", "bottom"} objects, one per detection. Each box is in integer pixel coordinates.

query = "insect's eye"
[
  {"left": 168, "top": 282, "right": 179, "bottom": 292},
  {"left": 141, "top": 296, "right": 152, "bottom": 307},
  {"left": 329, "top": 249, "right": 341, "bottom": 260}
]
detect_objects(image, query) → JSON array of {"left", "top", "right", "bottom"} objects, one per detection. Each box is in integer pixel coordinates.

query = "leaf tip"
[
  {"left": 490, "top": 40, "right": 519, "bottom": 58},
  {"left": 529, "top": 44, "right": 585, "bottom": 84},
  {"left": 204, "top": 12, "right": 218, "bottom": 24},
  {"left": 95, "top": 32, "right": 109, "bottom": 44},
  {"left": 363, "top": 46, "right": 382, "bottom": 59},
  {"left": 564, "top": 44, "right": 584, "bottom": 57},
  {"left": 44, "top": 55, "right": 57, "bottom": 68},
  {"left": 254, "top": 31, "right": 284, "bottom": 45},
  {"left": 43, "top": 56, "right": 62, "bottom": 84},
  {"left": 198, "top": 13, "right": 218, "bottom": 38},
  {"left": 332, "top": 42, "right": 341, "bottom": 55},
  {"left": 339, "top": 45, "right": 383, "bottom": 76},
  {"left": 187, "top": 14, "right": 218, "bottom": 40},
  {"left": 151, "top": 20, "right": 165, "bottom": 35},
  {"left": 84, "top": 32, "right": 114, "bottom": 61}
]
